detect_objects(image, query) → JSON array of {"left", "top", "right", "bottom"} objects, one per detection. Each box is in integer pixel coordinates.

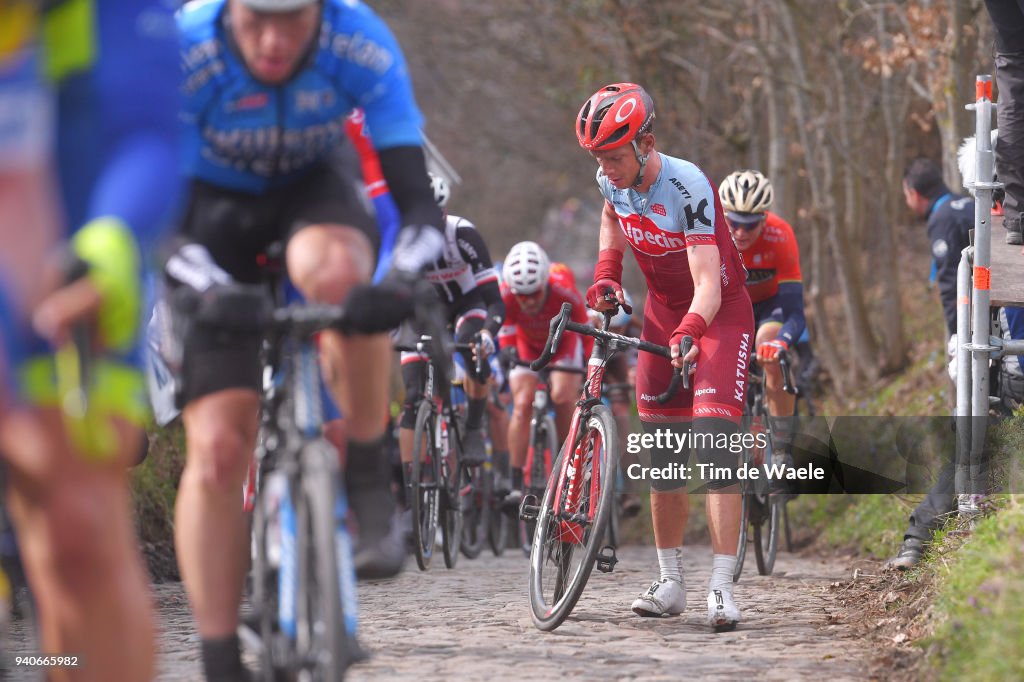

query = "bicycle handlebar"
[
  {"left": 778, "top": 350, "right": 797, "bottom": 395},
  {"left": 531, "top": 302, "right": 689, "bottom": 404}
]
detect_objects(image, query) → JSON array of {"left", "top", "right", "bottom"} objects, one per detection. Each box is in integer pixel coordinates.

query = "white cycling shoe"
[
  {"left": 707, "top": 588, "right": 741, "bottom": 631},
  {"left": 631, "top": 578, "right": 686, "bottom": 617}
]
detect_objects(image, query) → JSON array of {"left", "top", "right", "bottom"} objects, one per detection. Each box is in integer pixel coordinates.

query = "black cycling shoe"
[
  {"left": 886, "top": 537, "right": 925, "bottom": 570},
  {"left": 347, "top": 462, "right": 407, "bottom": 580},
  {"left": 460, "top": 428, "right": 487, "bottom": 466}
]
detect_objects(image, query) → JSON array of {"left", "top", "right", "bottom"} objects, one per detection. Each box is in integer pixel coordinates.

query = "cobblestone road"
[{"left": 4, "top": 546, "right": 876, "bottom": 681}]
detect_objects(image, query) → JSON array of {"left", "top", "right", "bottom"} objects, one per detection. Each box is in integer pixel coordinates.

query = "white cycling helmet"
[
  {"left": 503, "top": 241, "right": 550, "bottom": 295},
  {"left": 609, "top": 288, "right": 633, "bottom": 328},
  {"left": 429, "top": 172, "right": 450, "bottom": 208},
  {"left": 718, "top": 170, "right": 774, "bottom": 221},
  {"left": 238, "top": 0, "right": 318, "bottom": 11}
]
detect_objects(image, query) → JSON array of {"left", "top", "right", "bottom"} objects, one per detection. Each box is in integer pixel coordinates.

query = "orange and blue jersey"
[
  {"left": 740, "top": 212, "right": 806, "bottom": 346},
  {"left": 499, "top": 264, "right": 593, "bottom": 361}
]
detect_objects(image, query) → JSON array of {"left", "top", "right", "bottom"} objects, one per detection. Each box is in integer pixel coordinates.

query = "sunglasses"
[{"left": 727, "top": 218, "right": 764, "bottom": 233}]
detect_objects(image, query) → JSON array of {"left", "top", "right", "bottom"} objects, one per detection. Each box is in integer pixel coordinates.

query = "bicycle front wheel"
[
  {"left": 295, "top": 440, "right": 352, "bottom": 681},
  {"left": 441, "top": 416, "right": 464, "bottom": 570},
  {"left": 528, "top": 404, "right": 618, "bottom": 631},
  {"left": 520, "top": 413, "right": 558, "bottom": 555},
  {"left": 410, "top": 400, "right": 439, "bottom": 571},
  {"left": 752, "top": 495, "right": 781, "bottom": 575}
]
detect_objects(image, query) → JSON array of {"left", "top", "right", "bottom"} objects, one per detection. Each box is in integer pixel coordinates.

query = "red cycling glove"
[
  {"left": 756, "top": 339, "right": 788, "bottom": 362},
  {"left": 670, "top": 312, "right": 708, "bottom": 350},
  {"left": 586, "top": 249, "right": 624, "bottom": 309}
]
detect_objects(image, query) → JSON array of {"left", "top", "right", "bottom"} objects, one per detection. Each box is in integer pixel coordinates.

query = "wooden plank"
[{"left": 989, "top": 225, "right": 1024, "bottom": 307}]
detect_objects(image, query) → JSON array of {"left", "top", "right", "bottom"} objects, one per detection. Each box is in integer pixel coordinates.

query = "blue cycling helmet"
[{"left": 609, "top": 288, "right": 633, "bottom": 328}]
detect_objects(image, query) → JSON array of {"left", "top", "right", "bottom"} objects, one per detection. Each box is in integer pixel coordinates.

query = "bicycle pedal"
[
  {"left": 595, "top": 545, "right": 618, "bottom": 573},
  {"left": 519, "top": 494, "right": 540, "bottom": 522}
]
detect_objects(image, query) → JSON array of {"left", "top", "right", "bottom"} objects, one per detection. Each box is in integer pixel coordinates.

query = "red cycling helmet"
[{"left": 576, "top": 82, "right": 655, "bottom": 151}]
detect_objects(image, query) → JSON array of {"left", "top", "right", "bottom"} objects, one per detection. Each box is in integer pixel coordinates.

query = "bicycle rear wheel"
[
  {"left": 460, "top": 461, "right": 491, "bottom": 559},
  {"left": 733, "top": 455, "right": 751, "bottom": 583},
  {"left": 295, "top": 440, "right": 351, "bottom": 681},
  {"left": 410, "top": 400, "right": 439, "bottom": 571},
  {"left": 528, "top": 405, "right": 617, "bottom": 631}
]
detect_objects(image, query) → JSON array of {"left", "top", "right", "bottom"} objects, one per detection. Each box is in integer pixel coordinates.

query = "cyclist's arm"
[
  {"left": 497, "top": 289, "right": 518, "bottom": 350},
  {"left": 598, "top": 199, "right": 628, "bottom": 257},
  {"left": 686, "top": 244, "right": 722, "bottom": 325},
  {"left": 456, "top": 223, "right": 505, "bottom": 335},
  {"left": 774, "top": 231, "right": 806, "bottom": 346}
]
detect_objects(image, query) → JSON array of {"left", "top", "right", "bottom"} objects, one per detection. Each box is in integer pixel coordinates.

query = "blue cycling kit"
[{"left": 178, "top": 0, "right": 424, "bottom": 193}]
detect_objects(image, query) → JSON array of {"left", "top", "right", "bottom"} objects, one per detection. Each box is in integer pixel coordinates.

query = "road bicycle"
[
  {"left": 394, "top": 335, "right": 485, "bottom": 571},
  {"left": 522, "top": 301, "right": 686, "bottom": 631},
  {"left": 733, "top": 351, "right": 798, "bottom": 581}
]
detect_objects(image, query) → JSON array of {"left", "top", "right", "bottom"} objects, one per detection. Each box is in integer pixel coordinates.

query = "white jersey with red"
[
  {"left": 498, "top": 264, "right": 594, "bottom": 364},
  {"left": 596, "top": 152, "right": 753, "bottom": 423}
]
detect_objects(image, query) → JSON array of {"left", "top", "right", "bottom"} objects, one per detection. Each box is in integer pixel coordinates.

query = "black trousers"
[{"left": 985, "top": 0, "right": 1024, "bottom": 231}]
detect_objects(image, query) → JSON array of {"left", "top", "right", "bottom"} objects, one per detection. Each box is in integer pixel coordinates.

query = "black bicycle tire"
[
  {"left": 752, "top": 495, "right": 780, "bottom": 575},
  {"left": 528, "top": 404, "right": 618, "bottom": 631},
  {"left": 295, "top": 441, "right": 348, "bottom": 680},
  {"left": 733, "top": 459, "right": 750, "bottom": 583},
  {"left": 247, "top": 470, "right": 278, "bottom": 681},
  {"left": 460, "top": 462, "right": 491, "bottom": 559},
  {"left": 441, "top": 414, "right": 463, "bottom": 569},
  {"left": 783, "top": 501, "right": 794, "bottom": 553},
  {"left": 410, "top": 400, "right": 438, "bottom": 571},
  {"left": 488, "top": 498, "right": 510, "bottom": 556}
]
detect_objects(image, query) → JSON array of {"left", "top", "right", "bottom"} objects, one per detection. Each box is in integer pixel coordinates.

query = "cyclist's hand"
[
  {"left": 474, "top": 329, "right": 496, "bottom": 361},
  {"left": 35, "top": 218, "right": 142, "bottom": 352},
  {"left": 164, "top": 240, "right": 233, "bottom": 293},
  {"left": 388, "top": 224, "right": 445, "bottom": 276},
  {"left": 669, "top": 334, "right": 699, "bottom": 371},
  {"left": 499, "top": 345, "right": 518, "bottom": 369},
  {"left": 756, "top": 339, "right": 788, "bottom": 364},
  {"left": 585, "top": 279, "right": 624, "bottom": 312}
]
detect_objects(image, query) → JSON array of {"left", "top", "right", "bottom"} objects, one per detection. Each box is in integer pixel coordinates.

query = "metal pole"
[
  {"left": 965, "top": 75, "right": 998, "bottom": 506},
  {"left": 954, "top": 248, "right": 972, "bottom": 496}
]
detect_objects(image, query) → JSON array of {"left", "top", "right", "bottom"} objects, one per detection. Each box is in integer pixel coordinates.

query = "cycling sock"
[
  {"left": 511, "top": 467, "right": 524, "bottom": 490},
  {"left": 346, "top": 434, "right": 388, "bottom": 479},
  {"left": 465, "top": 396, "right": 486, "bottom": 431},
  {"left": 709, "top": 554, "right": 737, "bottom": 594},
  {"left": 657, "top": 546, "right": 684, "bottom": 583},
  {"left": 200, "top": 633, "right": 247, "bottom": 682},
  {"left": 493, "top": 450, "right": 510, "bottom": 477}
]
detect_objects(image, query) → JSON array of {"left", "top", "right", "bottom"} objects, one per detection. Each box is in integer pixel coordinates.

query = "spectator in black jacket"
[
  {"left": 887, "top": 157, "right": 974, "bottom": 569},
  {"left": 902, "top": 157, "right": 974, "bottom": 336}
]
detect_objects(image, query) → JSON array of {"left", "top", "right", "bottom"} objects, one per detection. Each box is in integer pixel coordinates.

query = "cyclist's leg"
[
  {"left": 755, "top": 319, "right": 796, "bottom": 443},
  {"left": 454, "top": 309, "right": 489, "bottom": 463},
  {"left": 506, "top": 364, "right": 538, "bottom": 498},
  {"left": 283, "top": 162, "right": 401, "bottom": 576},
  {"left": 397, "top": 336, "right": 428, "bottom": 475},
  {"left": 691, "top": 304, "right": 752, "bottom": 628},
  {"left": 631, "top": 339, "right": 691, "bottom": 616},
  {"left": 487, "top": 382, "right": 512, "bottom": 490}
]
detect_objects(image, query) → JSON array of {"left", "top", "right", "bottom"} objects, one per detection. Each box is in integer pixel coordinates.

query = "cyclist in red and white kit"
[
  {"left": 498, "top": 242, "right": 593, "bottom": 505},
  {"left": 577, "top": 83, "right": 753, "bottom": 630}
]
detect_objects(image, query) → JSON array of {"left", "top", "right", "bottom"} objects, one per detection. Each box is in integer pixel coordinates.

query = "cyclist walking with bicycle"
[
  {"left": 577, "top": 83, "right": 753, "bottom": 630},
  {"left": 170, "top": 1, "right": 445, "bottom": 678},
  {"left": 718, "top": 170, "right": 806, "bottom": 487},
  {"left": 497, "top": 243, "right": 593, "bottom": 507}
]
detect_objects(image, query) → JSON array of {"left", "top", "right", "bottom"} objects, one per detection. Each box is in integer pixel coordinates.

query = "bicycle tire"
[
  {"left": 410, "top": 400, "right": 439, "bottom": 571},
  {"left": 460, "top": 461, "right": 491, "bottom": 559},
  {"left": 520, "top": 413, "right": 557, "bottom": 555},
  {"left": 733, "top": 453, "right": 751, "bottom": 583},
  {"left": 441, "top": 415, "right": 464, "bottom": 569},
  {"left": 752, "top": 495, "right": 781, "bottom": 575},
  {"left": 488, "top": 496, "right": 510, "bottom": 556},
  {"left": 783, "top": 500, "right": 794, "bottom": 553},
  {"left": 528, "top": 404, "right": 618, "bottom": 631},
  {"left": 295, "top": 440, "right": 349, "bottom": 681},
  {"left": 247, "top": 470, "right": 278, "bottom": 681}
]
